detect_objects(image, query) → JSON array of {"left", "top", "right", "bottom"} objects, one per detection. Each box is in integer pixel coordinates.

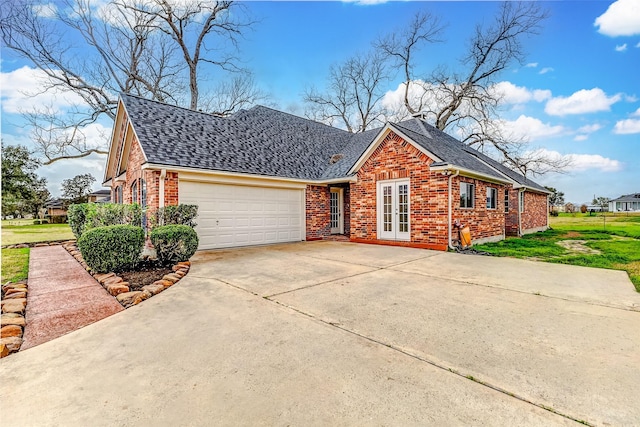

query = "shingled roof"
[{"left": 120, "top": 93, "right": 546, "bottom": 191}]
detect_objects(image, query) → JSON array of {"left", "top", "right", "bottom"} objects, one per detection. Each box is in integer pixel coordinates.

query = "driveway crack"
[{"left": 268, "top": 298, "right": 593, "bottom": 426}]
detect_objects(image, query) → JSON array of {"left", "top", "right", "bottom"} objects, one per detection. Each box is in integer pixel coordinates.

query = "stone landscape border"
[
  {"left": 0, "top": 240, "right": 191, "bottom": 358},
  {"left": 61, "top": 241, "right": 191, "bottom": 309}
]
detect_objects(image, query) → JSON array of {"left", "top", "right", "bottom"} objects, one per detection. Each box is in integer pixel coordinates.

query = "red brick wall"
[
  {"left": 109, "top": 134, "right": 180, "bottom": 231},
  {"left": 505, "top": 188, "right": 520, "bottom": 236},
  {"left": 350, "top": 131, "right": 451, "bottom": 249},
  {"left": 521, "top": 191, "right": 549, "bottom": 232},
  {"left": 504, "top": 189, "right": 549, "bottom": 235},
  {"left": 306, "top": 185, "right": 331, "bottom": 239},
  {"left": 451, "top": 176, "right": 507, "bottom": 242}
]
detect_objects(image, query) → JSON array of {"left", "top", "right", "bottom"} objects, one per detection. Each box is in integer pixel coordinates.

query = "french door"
[
  {"left": 330, "top": 188, "right": 344, "bottom": 234},
  {"left": 377, "top": 179, "right": 410, "bottom": 241}
]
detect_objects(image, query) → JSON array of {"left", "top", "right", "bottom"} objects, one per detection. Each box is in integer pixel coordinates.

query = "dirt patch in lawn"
[
  {"left": 119, "top": 262, "right": 174, "bottom": 292},
  {"left": 556, "top": 240, "right": 601, "bottom": 255},
  {"left": 563, "top": 231, "right": 583, "bottom": 238}
]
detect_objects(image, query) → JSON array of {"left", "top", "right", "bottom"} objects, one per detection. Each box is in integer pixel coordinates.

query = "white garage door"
[{"left": 179, "top": 181, "right": 304, "bottom": 250}]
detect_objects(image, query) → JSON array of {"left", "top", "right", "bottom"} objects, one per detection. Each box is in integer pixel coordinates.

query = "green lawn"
[
  {"left": 1, "top": 248, "right": 30, "bottom": 283},
  {"left": 2, "top": 221, "right": 75, "bottom": 246},
  {"left": 475, "top": 213, "right": 640, "bottom": 292}
]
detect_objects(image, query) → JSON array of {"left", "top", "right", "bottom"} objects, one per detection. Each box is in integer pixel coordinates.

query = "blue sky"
[{"left": 1, "top": 0, "right": 639, "bottom": 204}]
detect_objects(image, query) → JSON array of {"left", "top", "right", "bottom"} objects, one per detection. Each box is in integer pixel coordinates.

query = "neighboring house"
[
  {"left": 88, "top": 189, "right": 111, "bottom": 203},
  {"left": 44, "top": 198, "right": 67, "bottom": 222},
  {"left": 103, "top": 94, "right": 550, "bottom": 251},
  {"left": 609, "top": 193, "right": 640, "bottom": 212}
]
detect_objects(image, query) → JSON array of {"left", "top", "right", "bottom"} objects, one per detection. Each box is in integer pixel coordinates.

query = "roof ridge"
[{"left": 120, "top": 93, "right": 233, "bottom": 119}]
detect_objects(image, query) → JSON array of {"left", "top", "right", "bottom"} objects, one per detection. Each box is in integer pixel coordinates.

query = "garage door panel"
[{"left": 179, "top": 181, "right": 304, "bottom": 250}]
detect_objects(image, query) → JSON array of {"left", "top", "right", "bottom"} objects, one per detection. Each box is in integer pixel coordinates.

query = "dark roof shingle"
[{"left": 121, "top": 94, "right": 546, "bottom": 191}]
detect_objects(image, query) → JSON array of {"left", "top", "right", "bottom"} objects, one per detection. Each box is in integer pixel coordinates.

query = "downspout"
[
  {"left": 518, "top": 188, "right": 524, "bottom": 236},
  {"left": 447, "top": 169, "right": 460, "bottom": 250},
  {"left": 159, "top": 169, "right": 167, "bottom": 208}
]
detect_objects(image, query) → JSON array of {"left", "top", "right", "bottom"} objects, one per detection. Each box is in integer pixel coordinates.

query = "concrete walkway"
[{"left": 21, "top": 245, "right": 123, "bottom": 350}]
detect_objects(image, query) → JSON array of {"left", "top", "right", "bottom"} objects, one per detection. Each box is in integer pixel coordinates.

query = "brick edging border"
[{"left": 61, "top": 241, "right": 191, "bottom": 309}]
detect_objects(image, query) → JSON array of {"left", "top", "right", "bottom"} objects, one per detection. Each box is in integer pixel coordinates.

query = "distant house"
[
  {"left": 44, "top": 198, "right": 67, "bottom": 223},
  {"left": 609, "top": 193, "right": 640, "bottom": 212},
  {"left": 88, "top": 189, "right": 111, "bottom": 203}
]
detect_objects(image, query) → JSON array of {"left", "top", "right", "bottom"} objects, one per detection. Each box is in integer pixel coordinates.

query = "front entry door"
[
  {"left": 330, "top": 188, "right": 344, "bottom": 234},
  {"left": 377, "top": 180, "right": 410, "bottom": 241}
]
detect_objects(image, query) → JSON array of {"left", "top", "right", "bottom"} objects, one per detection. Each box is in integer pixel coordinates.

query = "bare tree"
[
  {"left": 376, "top": 10, "right": 445, "bottom": 115},
  {"left": 1, "top": 0, "right": 183, "bottom": 163},
  {"left": 120, "top": 0, "right": 251, "bottom": 110},
  {"left": 200, "top": 73, "right": 269, "bottom": 116},
  {"left": 1, "top": 0, "right": 258, "bottom": 164},
  {"left": 304, "top": 51, "right": 390, "bottom": 132},
  {"left": 377, "top": 2, "right": 568, "bottom": 176}
]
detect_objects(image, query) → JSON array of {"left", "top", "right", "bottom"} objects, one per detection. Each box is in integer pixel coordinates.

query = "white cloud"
[
  {"left": 574, "top": 123, "right": 603, "bottom": 141},
  {"left": 491, "top": 81, "right": 551, "bottom": 104},
  {"left": 632, "top": 107, "right": 640, "bottom": 117},
  {"left": 536, "top": 149, "right": 622, "bottom": 172},
  {"left": 32, "top": 3, "right": 57, "bottom": 18},
  {"left": 0, "top": 66, "right": 86, "bottom": 114},
  {"left": 614, "top": 118, "right": 640, "bottom": 134},
  {"left": 525, "top": 62, "right": 538, "bottom": 68},
  {"left": 545, "top": 88, "right": 622, "bottom": 116},
  {"left": 539, "top": 67, "right": 554, "bottom": 75},
  {"left": 615, "top": 43, "right": 628, "bottom": 52},
  {"left": 577, "top": 124, "right": 603, "bottom": 134},
  {"left": 498, "top": 115, "right": 567, "bottom": 141},
  {"left": 637, "top": 41, "right": 640, "bottom": 48},
  {"left": 594, "top": 0, "right": 640, "bottom": 37}
]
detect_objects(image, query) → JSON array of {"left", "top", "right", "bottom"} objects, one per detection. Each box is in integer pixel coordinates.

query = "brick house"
[{"left": 103, "top": 94, "right": 549, "bottom": 251}]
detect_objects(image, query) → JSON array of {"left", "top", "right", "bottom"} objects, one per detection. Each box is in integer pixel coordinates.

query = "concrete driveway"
[{"left": 1, "top": 242, "right": 639, "bottom": 426}]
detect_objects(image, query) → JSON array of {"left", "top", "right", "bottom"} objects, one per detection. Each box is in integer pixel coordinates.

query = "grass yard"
[
  {"left": 1, "top": 248, "right": 30, "bottom": 283},
  {"left": 475, "top": 213, "right": 640, "bottom": 292},
  {"left": 1, "top": 221, "right": 75, "bottom": 246}
]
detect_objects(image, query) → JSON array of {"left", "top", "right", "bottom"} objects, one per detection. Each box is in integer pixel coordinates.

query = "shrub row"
[
  {"left": 70, "top": 203, "right": 199, "bottom": 272},
  {"left": 151, "top": 204, "right": 198, "bottom": 228},
  {"left": 68, "top": 203, "right": 142, "bottom": 239}
]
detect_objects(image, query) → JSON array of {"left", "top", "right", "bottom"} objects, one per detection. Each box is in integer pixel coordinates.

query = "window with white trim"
[
  {"left": 460, "top": 182, "right": 475, "bottom": 208},
  {"left": 486, "top": 187, "right": 497, "bottom": 209},
  {"left": 504, "top": 189, "right": 509, "bottom": 213},
  {"left": 519, "top": 191, "right": 525, "bottom": 213},
  {"left": 140, "top": 179, "right": 147, "bottom": 207},
  {"left": 131, "top": 181, "right": 138, "bottom": 204}
]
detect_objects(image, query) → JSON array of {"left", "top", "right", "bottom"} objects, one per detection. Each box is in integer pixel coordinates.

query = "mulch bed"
[{"left": 118, "top": 261, "right": 174, "bottom": 292}]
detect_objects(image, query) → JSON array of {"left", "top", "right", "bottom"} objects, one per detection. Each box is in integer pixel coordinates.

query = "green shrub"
[
  {"left": 68, "top": 204, "right": 89, "bottom": 238},
  {"left": 33, "top": 219, "right": 41, "bottom": 225},
  {"left": 150, "top": 225, "right": 198, "bottom": 264},
  {"left": 77, "top": 225, "right": 144, "bottom": 273},
  {"left": 151, "top": 204, "right": 198, "bottom": 228},
  {"left": 41, "top": 219, "right": 49, "bottom": 224},
  {"left": 68, "top": 203, "right": 143, "bottom": 238}
]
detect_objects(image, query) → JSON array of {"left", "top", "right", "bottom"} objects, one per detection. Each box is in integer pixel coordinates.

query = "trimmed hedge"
[
  {"left": 68, "top": 203, "right": 142, "bottom": 238},
  {"left": 77, "top": 225, "right": 145, "bottom": 273},
  {"left": 150, "top": 225, "right": 198, "bottom": 265},
  {"left": 67, "top": 204, "right": 88, "bottom": 238},
  {"left": 151, "top": 204, "right": 198, "bottom": 228}
]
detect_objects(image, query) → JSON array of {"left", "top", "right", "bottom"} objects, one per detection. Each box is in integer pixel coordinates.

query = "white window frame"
[
  {"left": 486, "top": 187, "right": 497, "bottom": 210},
  {"left": 519, "top": 191, "right": 525, "bottom": 213},
  {"left": 460, "top": 182, "right": 475, "bottom": 209},
  {"left": 504, "top": 189, "right": 509, "bottom": 213}
]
